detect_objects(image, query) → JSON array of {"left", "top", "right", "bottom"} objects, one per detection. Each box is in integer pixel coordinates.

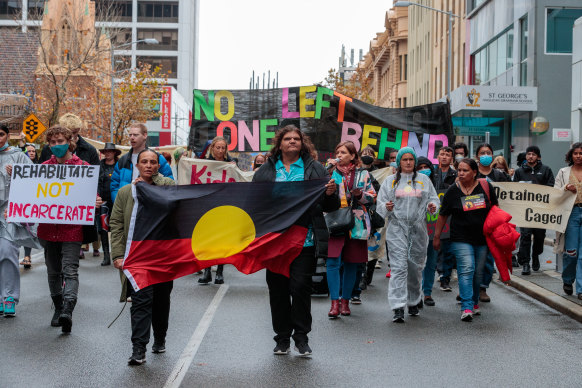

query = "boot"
[
  {"left": 58, "top": 298, "right": 76, "bottom": 334},
  {"left": 198, "top": 268, "right": 212, "bottom": 284},
  {"left": 328, "top": 300, "right": 340, "bottom": 318},
  {"left": 532, "top": 255, "right": 540, "bottom": 271},
  {"left": 100, "top": 232, "right": 111, "bottom": 266},
  {"left": 51, "top": 294, "right": 63, "bottom": 327},
  {"left": 366, "top": 260, "right": 376, "bottom": 285},
  {"left": 339, "top": 299, "right": 351, "bottom": 316},
  {"left": 214, "top": 265, "right": 224, "bottom": 284}
]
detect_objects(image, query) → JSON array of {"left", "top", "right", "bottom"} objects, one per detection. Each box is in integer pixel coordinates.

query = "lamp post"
[
  {"left": 110, "top": 38, "right": 158, "bottom": 142},
  {"left": 394, "top": 1, "right": 460, "bottom": 102}
]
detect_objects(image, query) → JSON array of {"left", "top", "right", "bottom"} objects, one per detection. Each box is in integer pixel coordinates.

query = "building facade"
[
  {"left": 359, "top": 8, "right": 408, "bottom": 108},
  {"left": 456, "top": 0, "right": 582, "bottom": 171}
]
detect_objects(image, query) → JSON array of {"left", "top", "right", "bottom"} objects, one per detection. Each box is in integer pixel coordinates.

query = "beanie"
[
  {"left": 526, "top": 145, "right": 541, "bottom": 158},
  {"left": 396, "top": 147, "right": 417, "bottom": 168}
]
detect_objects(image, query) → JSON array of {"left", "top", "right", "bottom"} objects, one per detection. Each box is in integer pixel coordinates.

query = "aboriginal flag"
[{"left": 122, "top": 178, "right": 327, "bottom": 291}]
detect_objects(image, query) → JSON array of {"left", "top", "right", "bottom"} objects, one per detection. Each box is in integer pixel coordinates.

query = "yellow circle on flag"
[{"left": 191, "top": 206, "right": 256, "bottom": 261}]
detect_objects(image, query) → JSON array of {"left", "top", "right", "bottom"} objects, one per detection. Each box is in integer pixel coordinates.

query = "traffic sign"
[{"left": 22, "top": 113, "right": 47, "bottom": 143}]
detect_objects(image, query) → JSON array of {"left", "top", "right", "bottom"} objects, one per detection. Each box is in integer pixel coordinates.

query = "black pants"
[
  {"left": 518, "top": 228, "right": 546, "bottom": 265},
  {"left": 130, "top": 281, "right": 173, "bottom": 350},
  {"left": 266, "top": 247, "right": 316, "bottom": 344}
]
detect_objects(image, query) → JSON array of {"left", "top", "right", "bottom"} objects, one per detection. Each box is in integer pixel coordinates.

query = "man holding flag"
[{"left": 253, "top": 125, "right": 339, "bottom": 357}]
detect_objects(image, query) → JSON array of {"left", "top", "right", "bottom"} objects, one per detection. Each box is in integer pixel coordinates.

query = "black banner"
[{"left": 190, "top": 86, "right": 453, "bottom": 163}]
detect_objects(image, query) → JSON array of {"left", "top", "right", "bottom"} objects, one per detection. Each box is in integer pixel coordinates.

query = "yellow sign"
[{"left": 22, "top": 113, "right": 47, "bottom": 143}]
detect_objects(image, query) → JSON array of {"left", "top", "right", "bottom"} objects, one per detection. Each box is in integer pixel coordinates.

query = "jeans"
[
  {"left": 0, "top": 238, "right": 20, "bottom": 304},
  {"left": 326, "top": 255, "right": 359, "bottom": 300},
  {"left": 450, "top": 242, "right": 488, "bottom": 311},
  {"left": 518, "top": 227, "right": 546, "bottom": 265},
  {"left": 351, "top": 263, "right": 366, "bottom": 298},
  {"left": 563, "top": 206, "right": 582, "bottom": 294},
  {"left": 481, "top": 252, "right": 495, "bottom": 289},
  {"left": 130, "top": 281, "right": 173, "bottom": 349},
  {"left": 437, "top": 239, "right": 455, "bottom": 281},
  {"left": 42, "top": 240, "right": 82, "bottom": 300},
  {"left": 266, "top": 247, "right": 316, "bottom": 344},
  {"left": 422, "top": 243, "right": 438, "bottom": 296}
]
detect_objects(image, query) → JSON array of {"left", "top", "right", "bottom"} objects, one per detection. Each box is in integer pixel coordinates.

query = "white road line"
[{"left": 163, "top": 284, "right": 229, "bottom": 388}]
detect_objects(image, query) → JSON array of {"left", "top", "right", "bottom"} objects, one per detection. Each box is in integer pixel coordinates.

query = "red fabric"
[
  {"left": 123, "top": 225, "right": 308, "bottom": 291},
  {"left": 483, "top": 205, "right": 520, "bottom": 282},
  {"left": 37, "top": 155, "right": 89, "bottom": 242}
]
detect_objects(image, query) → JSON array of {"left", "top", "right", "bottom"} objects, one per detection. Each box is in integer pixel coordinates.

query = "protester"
[
  {"left": 111, "top": 149, "right": 176, "bottom": 365},
  {"left": 513, "top": 146, "right": 555, "bottom": 275},
  {"left": 554, "top": 142, "right": 582, "bottom": 299},
  {"left": 355, "top": 146, "right": 381, "bottom": 294},
  {"left": 97, "top": 143, "right": 121, "bottom": 266},
  {"left": 197, "top": 136, "right": 235, "bottom": 285},
  {"left": 453, "top": 142, "right": 469, "bottom": 169},
  {"left": 325, "top": 142, "right": 376, "bottom": 316},
  {"left": 416, "top": 156, "right": 440, "bottom": 307},
  {"left": 475, "top": 143, "right": 509, "bottom": 303},
  {"left": 492, "top": 155, "right": 513, "bottom": 177},
  {"left": 18, "top": 141, "right": 39, "bottom": 269},
  {"left": 377, "top": 147, "right": 439, "bottom": 323},
  {"left": 434, "top": 158, "right": 498, "bottom": 321},
  {"left": 253, "top": 154, "right": 266, "bottom": 171},
  {"left": 110, "top": 123, "right": 174, "bottom": 202},
  {"left": 0, "top": 125, "right": 38, "bottom": 317},
  {"left": 38, "top": 126, "right": 102, "bottom": 333},
  {"left": 252, "top": 125, "right": 338, "bottom": 356}
]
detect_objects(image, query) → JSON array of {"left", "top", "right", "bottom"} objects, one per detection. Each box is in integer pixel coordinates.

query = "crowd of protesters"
[{"left": 3, "top": 116, "right": 582, "bottom": 365}]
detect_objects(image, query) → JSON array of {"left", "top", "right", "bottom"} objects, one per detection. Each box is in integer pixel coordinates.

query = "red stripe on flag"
[{"left": 123, "top": 225, "right": 308, "bottom": 290}]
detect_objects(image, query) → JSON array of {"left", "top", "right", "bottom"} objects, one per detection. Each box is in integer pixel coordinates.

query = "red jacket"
[
  {"left": 483, "top": 205, "right": 520, "bottom": 283},
  {"left": 37, "top": 155, "right": 89, "bottom": 242}
]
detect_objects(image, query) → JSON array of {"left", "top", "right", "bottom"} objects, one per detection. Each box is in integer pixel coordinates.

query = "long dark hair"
[
  {"left": 475, "top": 143, "right": 493, "bottom": 157},
  {"left": 394, "top": 152, "right": 417, "bottom": 188},
  {"left": 458, "top": 158, "right": 479, "bottom": 180},
  {"left": 566, "top": 142, "right": 582, "bottom": 166},
  {"left": 269, "top": 125, "right": 316, "bottom": 160}
]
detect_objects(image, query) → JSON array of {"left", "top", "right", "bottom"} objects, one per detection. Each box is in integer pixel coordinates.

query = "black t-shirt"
[
  {"left": 439, "top": 181, "right": 498, "bottom": 245},
  {"left": 477, "top": 168, "right": 510, "bottom": 182}
]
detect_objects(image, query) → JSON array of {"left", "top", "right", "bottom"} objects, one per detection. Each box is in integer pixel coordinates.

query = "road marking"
[{"left": 163, "top": 284, "right": 229, "bottom": 388}]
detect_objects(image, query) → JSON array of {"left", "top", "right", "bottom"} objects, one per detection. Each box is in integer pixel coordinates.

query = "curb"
[{"left": 507, "top": 276, "right": 582, "bottom": 323}]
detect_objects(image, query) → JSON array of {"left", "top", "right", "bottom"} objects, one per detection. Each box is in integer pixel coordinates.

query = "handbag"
[
  {"left": 324, "top": 205, "right": 355, "bottom": 237},
  {"left": 368, "top": 203, "right": 385, "bottom": 230}
]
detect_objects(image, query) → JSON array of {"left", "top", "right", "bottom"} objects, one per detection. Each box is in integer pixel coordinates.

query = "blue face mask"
[
  {"left": 390, "top": 162, "right": 397, "bottom": 168},
  {"left": 51, "top": 144, "right": 69, "bottom": 158},
  {"left": 479, "top": 155, "right": 493, "bottom": 167},
  {"left": 418, "top": 168, "right": 431, "bottom": 177},
  {"left": 0, "top": 143, "right": 8, "bottom": 152}
]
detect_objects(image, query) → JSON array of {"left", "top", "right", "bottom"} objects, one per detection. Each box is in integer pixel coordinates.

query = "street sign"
[{"left": 22, "top": 113, "right": 47, "bottom": 143}]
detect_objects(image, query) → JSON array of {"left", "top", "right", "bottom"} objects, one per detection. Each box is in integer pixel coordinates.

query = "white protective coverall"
[{"left": 377, "top": 172, "right": 439, "bottom": 310}]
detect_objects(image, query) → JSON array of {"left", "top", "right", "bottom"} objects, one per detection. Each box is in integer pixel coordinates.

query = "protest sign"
[
  {"left": 177, "top": 157, "right": 254, "bottom": 185},
  {"left": 491, "top": 182, "right": 575, "bottom": 233},
  {"left": 7, "top": 163, "right": 100, "bottom": 225},
  {"left": 190, "top": 87, "right": 453, "bottom": 163}
]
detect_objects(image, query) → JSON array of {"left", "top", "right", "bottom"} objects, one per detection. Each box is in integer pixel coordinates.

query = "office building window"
[
  {"left": 108, "top": 28, "right": 132, "bottom": 47},
  {"left": 520, "top": 15, "right": 528, "bottom": 86},
  {"left": 27, "top": 0, "right": 45, "bottom": 19},
  {"left": 95, "top": 1, "right": 132, "bottom": 22},
  {"left": 137, "top": 56, "right": 177, "bottom": 77},
  {"left": 0, "top": 0, "right": 21, "bottom": 19},
  {"left": 472, "top": 27, "right": 514, "bottom": 84},
  {"left": 138, "top": 2, "right": 179, "bottom": 23},
  {"left": 137, "top": 29, "right": 178, "bottom": 51},
  {"left": 546, "top": 8, "right": 582, "bottom": 54}
]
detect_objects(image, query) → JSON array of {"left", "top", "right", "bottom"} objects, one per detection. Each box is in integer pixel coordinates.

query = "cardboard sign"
[{"left": 7, "top": 163, "right": 100, "bottom": 225}]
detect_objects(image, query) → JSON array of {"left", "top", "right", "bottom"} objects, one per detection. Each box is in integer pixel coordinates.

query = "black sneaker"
[
  {"left": 564, "top": 283, "right": 574, "bottom": 295},
  {"left": 417, "top": 299, "right": 424, "bottom": 309},
  {"left": 424, "top": 296, "right": 435, "bottom": 306},
  {"left": 273, "top": 339, "right": 290, "bottom": 355},
  {"left": 294, "top": 342, "right": 312, "bottom": 357},
  {"left": 408, "top": 305, "right": 420, "bottom": 316},
  {"left": 350, "top": 296, "right": 362, "bottom": 305},
  {"left": 440, "top": 279, "right": 452, "bottom": 292},
  {"left": 392, "top": 308, "right": 404, "bottom": 323},
  {"left": 152, "top": 340, "right": 166, "bottom": 354},
  {"left": 532, "top": 256, "right": 540, "bottom": 271},
  {"left": 128, "top": 348, "right": 146, "bottom": 366}
]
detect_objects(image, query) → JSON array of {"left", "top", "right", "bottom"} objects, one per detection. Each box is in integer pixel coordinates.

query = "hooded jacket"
[
  {"left": 110, "top": 147, "right": 174, "bottom": 202},
  {"left": 252, "top": 153, "right": 340, "bottom": 259},
  {"left": 513, "top": 161, "right": 555, "bottom": 186}
]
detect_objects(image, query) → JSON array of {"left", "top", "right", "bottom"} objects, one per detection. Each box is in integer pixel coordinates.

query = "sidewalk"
[{"left": 502, "top": 234, "right": 582, "bottom": 323}]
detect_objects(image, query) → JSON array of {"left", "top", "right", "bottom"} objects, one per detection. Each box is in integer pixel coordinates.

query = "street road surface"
[{"left": 2, "top": 252, "right": 581, "bottom": 387}]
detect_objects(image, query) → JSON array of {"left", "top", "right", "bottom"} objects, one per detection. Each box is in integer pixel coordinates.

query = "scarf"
[{"left": 336, "top": 163, "right": 356, "bottom": 191}]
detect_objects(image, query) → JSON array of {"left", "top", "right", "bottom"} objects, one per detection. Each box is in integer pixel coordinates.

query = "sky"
[{"left": 197, "top": 0, "right": 396, "bottom": 90}]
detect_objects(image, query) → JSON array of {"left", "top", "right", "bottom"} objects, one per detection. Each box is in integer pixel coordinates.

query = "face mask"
[
  {"left": 51, "top": 144, "right": 69, "bottom": 158},
  {"left": 455, "top": 154, "right": 464, "bottom": 162},
  {"left": 390, "top": 162, "right": 397, "bottom": 168},
  {"left": 479, "top": 155, "right": 493, "bottom": 167},
  {"left": 361, "top": 155, "right": 374, "bottom": 165},
  {"left": 0, "top": 143, "right": 8, "bottom": 152},
  {"left": 254, "top": 163, "right": 263, "bottom": 169},
  {"left": 418, "top": 169, "right": 431, "bottom": 177}
]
